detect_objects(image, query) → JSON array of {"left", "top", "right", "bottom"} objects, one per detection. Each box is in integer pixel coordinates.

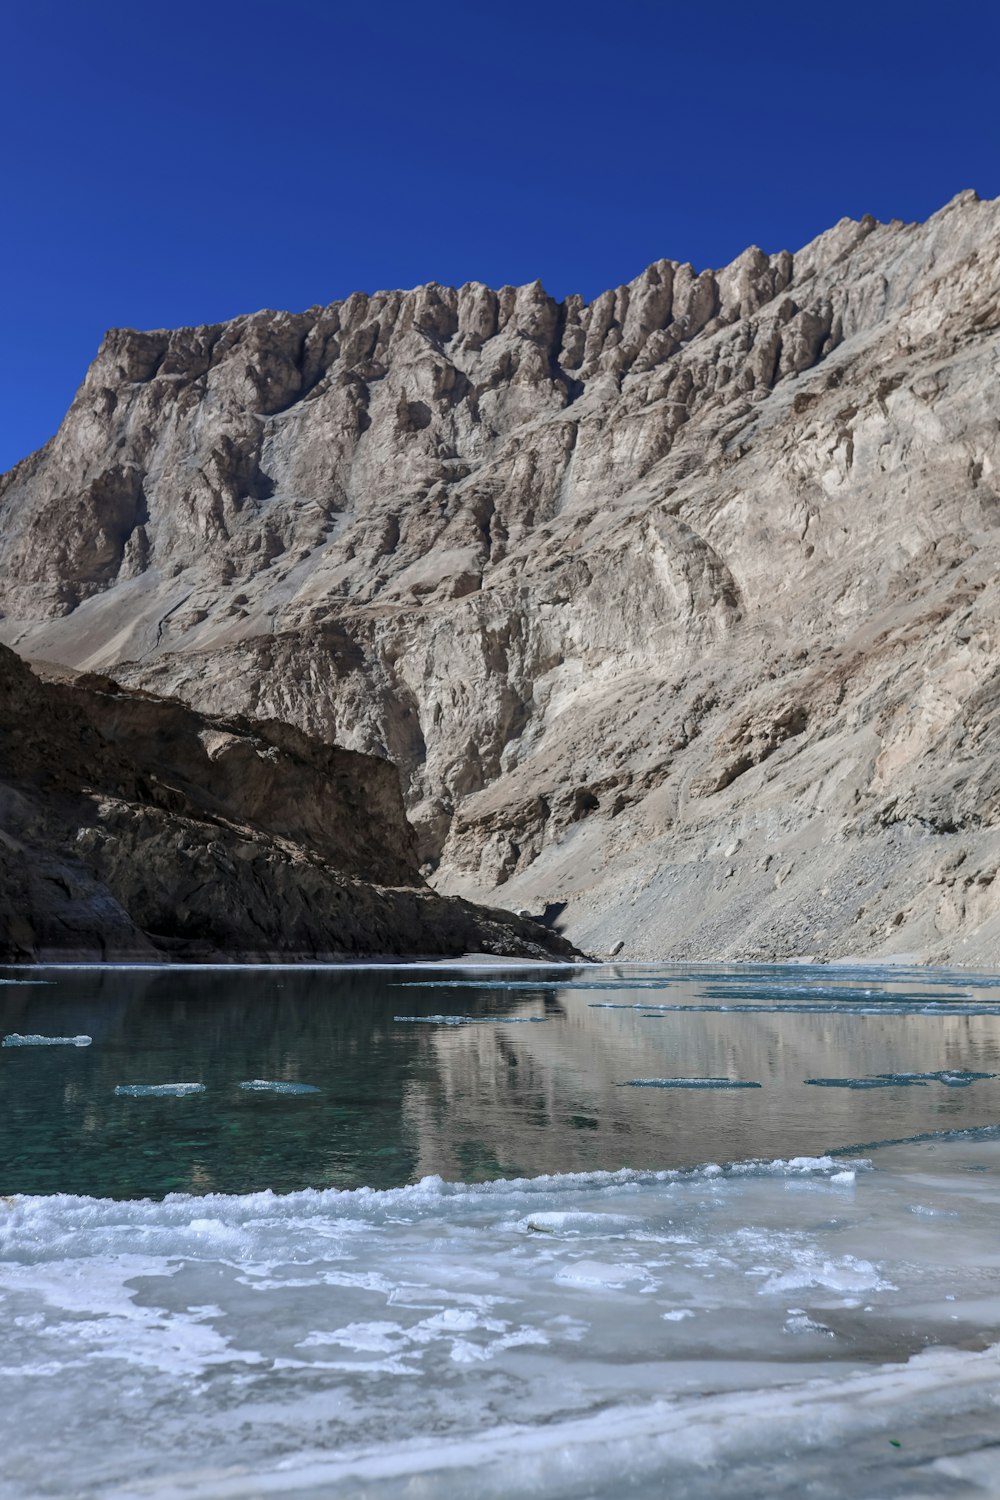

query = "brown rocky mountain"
[
  {"left": 0, "top": 645, "right": 574, "bottom": 962},
  {"left": 2, "top": 189, "right": 999, "bottom": 963}
]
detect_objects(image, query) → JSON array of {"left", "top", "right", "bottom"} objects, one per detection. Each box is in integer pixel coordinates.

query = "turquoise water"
[{"left": 3, "top": 962, "right": 1000, "bottom": 1198}]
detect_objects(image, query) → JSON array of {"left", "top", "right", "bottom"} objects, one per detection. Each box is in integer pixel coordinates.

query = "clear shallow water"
[
  {"left": 4, "top": 962, "right": 1000, "bottom": 1498},
  {"left": 3, "top": 962, "right": 1000, "bottom": 1197}
]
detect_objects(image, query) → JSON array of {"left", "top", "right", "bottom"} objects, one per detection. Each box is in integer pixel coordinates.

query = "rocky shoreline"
[{"left": 0, "top": 645, "right": 576, "bottom": 964}]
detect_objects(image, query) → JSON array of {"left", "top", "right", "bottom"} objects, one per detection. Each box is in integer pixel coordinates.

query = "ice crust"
[
  {"left": 2, "top": 1033, "right": 91, "bottom": 1047},
  {"left": 3, "top": 1143, "right": 1000, "bottom": 1498}
]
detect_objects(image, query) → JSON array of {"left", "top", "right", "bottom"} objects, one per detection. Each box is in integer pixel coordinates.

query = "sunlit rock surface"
[{"left": 3, "top": 191, "right": 1000, "bottom": 960}]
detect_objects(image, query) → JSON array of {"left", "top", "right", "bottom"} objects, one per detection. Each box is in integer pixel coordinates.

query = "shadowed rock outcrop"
[
  {"left": 3, "top": 190, "right": 1000, "bottom": 962},
  {"left": 0, "top": 645, "right": 576, "bottom": 962}
]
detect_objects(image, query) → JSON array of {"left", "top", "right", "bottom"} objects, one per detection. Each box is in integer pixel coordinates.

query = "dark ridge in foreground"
[{"left": 0, "top": 643, "right": 578, "bottom": 963}]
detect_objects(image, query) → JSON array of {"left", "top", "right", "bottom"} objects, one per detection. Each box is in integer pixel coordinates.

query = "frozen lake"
[{"left": 2, "top": 962, "right": 1000, "bottom": 1497}]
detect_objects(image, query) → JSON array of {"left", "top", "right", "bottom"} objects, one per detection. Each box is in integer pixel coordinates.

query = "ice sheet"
[{"left": 3, "top": 1142, "right": 1000, "bottom": 1498}]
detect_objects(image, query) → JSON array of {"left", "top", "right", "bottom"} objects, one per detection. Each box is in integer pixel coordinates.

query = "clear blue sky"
[{"left": 2, "top": 0, "right": 998, "bottom": 472}]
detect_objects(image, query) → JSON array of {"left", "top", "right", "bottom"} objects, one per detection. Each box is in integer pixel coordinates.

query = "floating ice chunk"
[
  {"left": 806, "top": 1070, "right": 995, "bottom": 1089},
  {"left": 238, "top": 1080, "right": 320, "bottom": 1095},
  {"left": 661, "top": 1308, "right": 695, "bottom": 1322},
  {"left": 394, "top": 1014, "right": 471, "bottom": 1025},
  {"left": 392, "top": 1014, "right": 545, "bottom": 1025},
  {"left": 114, "top": 1083, "right": 205, "bottom": 1097},
  {"left": 702, "top": 982, "right": 970, "bottom": 1004},
  {"left": 2, "top": 1033, "right": 91, "bottom": 1047},
  {"left": 830, "top": 1170, "right": 857, "bottom": 1186},
  {"left": 620, "top": 1077, "right": 762, "bottom": 1090},
  {"left": 935, "top": 1070, "right": 996, "bottom": 1086}
]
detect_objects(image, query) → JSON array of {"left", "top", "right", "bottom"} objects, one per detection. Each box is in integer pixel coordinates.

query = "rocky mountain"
[
  {"left": 2, "top": 189, "right": 1000, "bottom": 963},
  {"left": 0, "top": 644, "right": 574, "bottom": 962}
]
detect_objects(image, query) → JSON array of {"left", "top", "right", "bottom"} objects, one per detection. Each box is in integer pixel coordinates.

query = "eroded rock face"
[
  {"left": 3, "top": 189, "right": 1000, "bottom": 962},
  {"left": 0, "top": 645, "right": 575, "bottom": 962}
]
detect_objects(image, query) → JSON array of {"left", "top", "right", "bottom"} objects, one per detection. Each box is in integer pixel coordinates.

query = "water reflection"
[{"left": 1, "top": 964, "right": 1000, "bottom": 1197}]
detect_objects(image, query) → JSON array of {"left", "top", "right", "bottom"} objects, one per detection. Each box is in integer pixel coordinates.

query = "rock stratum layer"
[
  {"left": 2, "top": 190, "right": 1000, "bottom": 963},
  {"left": 0, "top": 645, "right": 574, "bottom": 962}
]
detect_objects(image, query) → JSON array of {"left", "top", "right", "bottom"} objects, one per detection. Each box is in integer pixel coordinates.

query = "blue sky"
[{"left": 2, "top": 0, "right": 998, "bottom": 472}]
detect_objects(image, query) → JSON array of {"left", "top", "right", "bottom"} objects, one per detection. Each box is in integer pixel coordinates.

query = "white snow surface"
[{"left": 2, "top": 1146, "right": 1000, "bottom": 1498}]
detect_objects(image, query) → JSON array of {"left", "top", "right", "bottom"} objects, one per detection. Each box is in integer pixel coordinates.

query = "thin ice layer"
[{"left": 2, "top": 1142, "right": 1000, "bottom": 1498}]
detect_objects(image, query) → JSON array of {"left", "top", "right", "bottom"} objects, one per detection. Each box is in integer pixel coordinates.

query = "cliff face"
[
  {"left": 0, "top": 645, "right": 574, "bottom": 962},
  {"left": 2, "top": 190, "right": 1000, "bottom": 962}
]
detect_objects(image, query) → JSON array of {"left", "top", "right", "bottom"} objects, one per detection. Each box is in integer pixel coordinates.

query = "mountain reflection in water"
[{"left": 2, "top": 963, "right": 1000, "bottom": 1198}]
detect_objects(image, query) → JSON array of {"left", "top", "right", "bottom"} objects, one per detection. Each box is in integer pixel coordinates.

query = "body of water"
[
  {"left": 4, "top": 961, "right": 1000, "bottom": 1196},
  {"left": 2, "top": 962, "right": 1000, "bottom": 1497}
]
